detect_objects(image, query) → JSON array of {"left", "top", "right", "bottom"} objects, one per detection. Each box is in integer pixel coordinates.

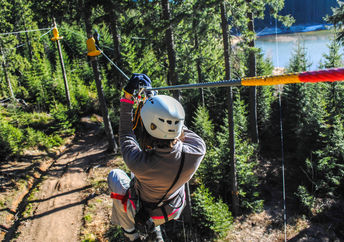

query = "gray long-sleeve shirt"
[{"left": 119, "top": 101, "right": 206, "bottom": 214}]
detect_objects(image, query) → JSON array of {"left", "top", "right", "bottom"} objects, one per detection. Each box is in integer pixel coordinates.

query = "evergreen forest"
[{"left": 1, "top": 0, "right": 344, "bottom": 241}]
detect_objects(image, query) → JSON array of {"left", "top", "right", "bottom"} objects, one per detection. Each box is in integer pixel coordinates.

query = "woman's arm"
[
  {"left": 119, "top": 94, "right": 147, "bottom": 173},
  {"left": 182, "top": 127, "right": 206, "bottom": 156}
]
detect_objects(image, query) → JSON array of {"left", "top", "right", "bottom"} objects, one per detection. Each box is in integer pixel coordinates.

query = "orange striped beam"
[
  {"left": 242, "top": 68, "right": 344, "bottom": 86},
  {"left": 146, "top": 68, "right": 344, "bottom": 91}
]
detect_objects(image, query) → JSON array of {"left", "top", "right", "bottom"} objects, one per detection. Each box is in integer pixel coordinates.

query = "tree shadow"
[
  {"left": 2, "top": 129, "right": 118, "bottom": 241},
  {"left": 255, "top": 154, "right": 313, "bottom": 234},
  {"left": 3, "top": 189, "right": 100, "bottom": 241},
  {"left": 0, "top": 208, "right": 15, "bottom": 214},
  {"left": 289, "top": 200, "right": 344, "bottom": 241},
  {"left": 0, "top": 151, "right": 63, "bottom": 192},
  {"left": 28, "top": 185, "right": 92, "bottom": 203},
  {"left": 23, "top": 192, "right": 98, "bottom": 221},
  {"left": 0, "top": 155, "right": 43, "bottom": 190}
]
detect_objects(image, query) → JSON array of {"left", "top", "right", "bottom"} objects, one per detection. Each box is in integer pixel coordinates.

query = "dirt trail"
[{"left": 14, "top": 128, "right": 109, "bottom": 242}]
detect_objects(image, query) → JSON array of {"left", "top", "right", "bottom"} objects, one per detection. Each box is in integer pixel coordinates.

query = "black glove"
[{"left": 124, "top": 74, "right": 152, "bottom": 95}]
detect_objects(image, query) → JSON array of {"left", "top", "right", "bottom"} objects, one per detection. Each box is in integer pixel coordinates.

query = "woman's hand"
[{"left": 124, "top": 73, "right": 152, "bottom": 96}]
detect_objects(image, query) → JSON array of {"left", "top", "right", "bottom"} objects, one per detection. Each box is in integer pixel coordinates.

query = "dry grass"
[
  {"left": 224, "top": 210, "right": 309, "bottom": 242},
  {"left": 81, "top": 156, "right": 128, "bottom": 242}
]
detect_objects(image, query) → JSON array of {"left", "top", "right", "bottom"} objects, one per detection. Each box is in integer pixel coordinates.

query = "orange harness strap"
[{"left": 111, "top": 192, "right": 129, "bottom": 212}]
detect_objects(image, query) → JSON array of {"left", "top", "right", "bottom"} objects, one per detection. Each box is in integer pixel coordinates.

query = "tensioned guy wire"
[
  {"left": 40, "top": 28, "right": 54, "bottom": 38},
  {"left": 275, "top": 17, "right": 287, "bottom": 242},
  {"left": 0, "top": 27, "right": 51, "bottom": 36},
  {"left": 279, "top": 91, "right": 287, "bottom": 242},
  {"left": 1, "top": 28, "right": 53, "bottom": 54},
  {"left": 275, "top": 18, "right": 280, "bottom": 68}
]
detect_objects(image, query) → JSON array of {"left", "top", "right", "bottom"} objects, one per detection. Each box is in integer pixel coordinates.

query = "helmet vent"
[
  {"left": 140, "top": 95, "right": 185, "bottom": 139},
  {"left": 151, "top": 123, "right": 157, "bottom": 130}
]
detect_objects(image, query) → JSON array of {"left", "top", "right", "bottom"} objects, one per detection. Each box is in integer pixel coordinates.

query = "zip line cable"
[
  {"left": 61, "top": 27, "right": 130, "bottom": 80},
  {"left": 0, "top": 27, "right": 51, "bottom": 36},
  {"left": 101, "top": 45, "right": 115, "bottom": 51},
  {"left": 61, "top": 26, "right": 91, "bottom": 41},
  {"left": 98, "top": 47, "right": 130, "bottom": 81},
  {"left": 148, "top": 79, "right": 242, "bottom": 91},
  {"left": 14, "top": 43, "right": 26, "bottom": 49}
]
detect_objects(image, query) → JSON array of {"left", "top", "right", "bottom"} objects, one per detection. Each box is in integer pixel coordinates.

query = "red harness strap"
[{"left": 111, "top": 192, "right": 129, "bottom": 212}]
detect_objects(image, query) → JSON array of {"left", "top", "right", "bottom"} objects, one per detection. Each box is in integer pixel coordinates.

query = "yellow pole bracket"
[
  {"left": 51, "top": 27, "right": 63, "bottom": 41},
  {"left": 86, "top": 37, "right": 101, "bottom": 56}
]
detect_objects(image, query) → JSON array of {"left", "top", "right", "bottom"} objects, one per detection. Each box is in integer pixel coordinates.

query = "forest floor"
[
  {"left": 1, "top": 118, "right": 344, "bottom": 242},
  {"left": 225, "top": 154, "right": 344, "bottom": 242},
  {"left": 0, "top": 118, "right": 125, "bottom": 242}
]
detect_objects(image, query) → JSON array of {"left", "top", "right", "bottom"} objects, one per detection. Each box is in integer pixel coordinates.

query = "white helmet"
[{"left": 140, "top": 95, "right": 185, "bottom": 140}]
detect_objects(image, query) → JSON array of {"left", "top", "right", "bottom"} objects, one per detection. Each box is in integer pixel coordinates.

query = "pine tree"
[
  {"left": 326, "top": 1, "right": 344, "bottom": 45},
  {"left": 196, "top": 91, "right": 262, "bottom": 212},
  {"left": 302, "top": 35, "right": 344, "bottom": 200},
  {"left": 0, "top": 0, "right": 24, "bottom": 100},
  {"left": 319, "top": 36, "right": 343, "bottom": 69},
  {"left": 319, "top": 36, "right": 344, "bottom": 117},
  {"left": 282, "top": 42, "right": 323, "bottom": 161},
  {"left": 192, "top": 105, "right": 215, "bottom": 146},
  {"left": 287, "top": 40, "right": 312, "bottom": 72},
  {"left": 256, "top": 50, "right": 275, "bottom": 140}
]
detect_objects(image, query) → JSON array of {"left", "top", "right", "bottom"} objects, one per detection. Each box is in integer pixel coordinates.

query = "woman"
[{"left": 108, "top": 74, "right": 206, "bottom": 241}]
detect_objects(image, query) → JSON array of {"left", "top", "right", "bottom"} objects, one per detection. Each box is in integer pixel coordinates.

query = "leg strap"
[
  {"left": 160, "top": 207, "right": 169, "bottom": 223},
  {"left": 111, "top": 191, "right": 129, "bottom": 212}
]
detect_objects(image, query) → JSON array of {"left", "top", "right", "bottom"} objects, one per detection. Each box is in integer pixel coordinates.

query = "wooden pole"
[
  {"left": 81, "top": 0, "right": 118, "bottom": 153},
  {"left": 192, "top": 4, "right": 205, "bottom": 107},
  {"left": 221, "top": 1, "right": 239, "bottom": 216},
  {"left": 246, "top": 0, "right": 259, "bottom": 144},
  {"left": 89, "top": 55, "right": 118, "bottom": 153},
  {"left": 53, "top": 19, "right": 71, "bottom": 109},
  {"left": 161, "top": 0, "right": 180, "bottom": 101},
  {"left": 184, "top": 183, "right": 193, "bottom": 218}
]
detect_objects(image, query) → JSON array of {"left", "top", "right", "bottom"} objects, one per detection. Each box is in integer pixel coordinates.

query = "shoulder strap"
[{"left": 156, "top": 151, "right": 185, "bottom": 207}]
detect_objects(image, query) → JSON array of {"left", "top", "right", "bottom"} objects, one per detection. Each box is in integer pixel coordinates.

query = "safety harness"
[
  {"left": 111, "top": 151, "right": 185, "bottom": 221},
  {"left": 142, "top": 151, "right": 185, "bottom": 222},
  {"left": 111, "top": 150, "right": 185, "bottom": 241}
]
